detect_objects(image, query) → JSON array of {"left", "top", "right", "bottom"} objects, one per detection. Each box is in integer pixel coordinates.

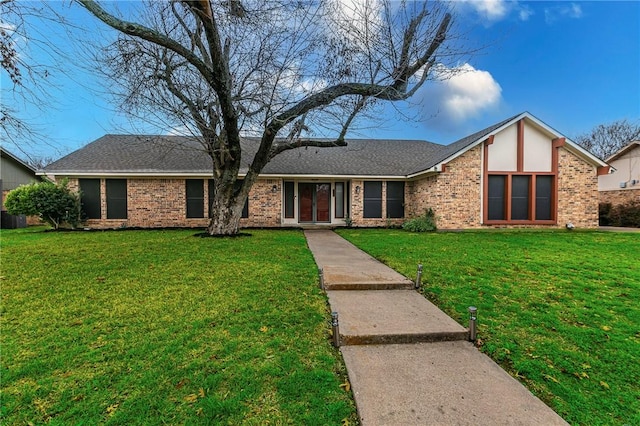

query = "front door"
[{"left": 299, "top": 183, "right": 331, "bottom": 223}]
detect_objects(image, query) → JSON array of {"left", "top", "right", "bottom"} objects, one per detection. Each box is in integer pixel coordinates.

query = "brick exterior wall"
[
  {"left": 240, "top": 179, "right": 281, "bottom": 228},
  {"left": 349, "top": 179, "right": 405, "bottom": 227},
  {"left": 407, "top": 145, "right": 483, "bottom": 229},
  {"left": 59, "top": 145, "right": 599, "bottom": 230},
  {"left": 599, "top": 189, "right": 640, "bottom": 206},
  {"left": 63, "top": 177, "right": 282, "bottom": 229},
  {"left": 405, "top": 145, "right": 599, "bottom": 229},
  {"left": 556, "top": 147, "right": 599, "bottom": 228}
]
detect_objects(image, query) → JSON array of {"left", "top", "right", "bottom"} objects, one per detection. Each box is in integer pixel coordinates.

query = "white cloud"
[
  {"left": 518, "top": 5, "right": 534, "bottom": 21},
  {"left": 472, "top": 0, "right": 509, "bottom": 21},
  {"left": 545, "top": 3, "right": 583, "bottom": 24},
  {"left": 453, "top": 1, "right": 534, "bottom": 23},
  {"left": 417, "top": 63, "right": 502, "bottom": 129}
]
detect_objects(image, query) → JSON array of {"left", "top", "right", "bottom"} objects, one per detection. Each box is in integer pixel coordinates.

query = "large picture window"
[
  {"left": 106, "top": 179, "right": 127, "bottom": 219},
  {"left": 363, "top": 181, "right": 382, "bottom": 218},
  {"left": 486, "top": 174, "right": 554, "bottom": 223},
  {"left": 79, "top": 178, "right": 101, "bottom": 219},
  {"left": 186, "top": 179, "right": 204, "bottom": 218},
  {"left": 386, "top": 181, "right": 405, "bottom": 218}
]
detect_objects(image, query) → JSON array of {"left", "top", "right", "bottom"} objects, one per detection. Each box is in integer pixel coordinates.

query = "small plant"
[
  {"left": 402, "top": 208, "right": 437, "bottom": 232},
  {"left": 344, "top": 216, "right": 353, "bottom": 228},
  {"left": 4, "top": 179, "right": 82, "bottom": 229}
]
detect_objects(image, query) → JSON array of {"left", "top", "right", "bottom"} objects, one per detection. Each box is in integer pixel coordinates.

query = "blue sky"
[{"left": 2, "top": 0, "right": 639, "bottom": 162}]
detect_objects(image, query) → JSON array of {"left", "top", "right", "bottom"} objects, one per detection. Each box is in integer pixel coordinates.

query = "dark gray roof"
[{"left": 44, "top": 114, "right": 524, "bottom": 177}]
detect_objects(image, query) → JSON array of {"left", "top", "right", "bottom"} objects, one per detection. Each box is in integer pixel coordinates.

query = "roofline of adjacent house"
[
  {"left": 1, "top": 147, "right": 37, "bottom": 174},
  {"left": 605, "top": 141, "right": 640, "bottom": 163}
]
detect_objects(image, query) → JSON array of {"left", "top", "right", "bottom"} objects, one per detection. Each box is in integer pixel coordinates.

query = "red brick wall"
[
  {"left": 407, "top": 145, "right": 483, "bottom": 229},
  {"left": 64, "top": 177, "right": 281, "bottom": 229},
  {"left": 556, "top": 148, "right": 599, "bottom": 228},
  {"left": 599, "top": 189, "right": 639, "bottom": 206}
]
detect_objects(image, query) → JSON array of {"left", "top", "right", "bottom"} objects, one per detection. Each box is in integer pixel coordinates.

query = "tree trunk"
[{"left": 206, "top": 181, "right": 246, "bottom": 236}]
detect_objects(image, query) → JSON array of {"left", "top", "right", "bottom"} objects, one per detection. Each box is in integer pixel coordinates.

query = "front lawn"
[
  {"left": 1, "top": 228, "right": 357, "bottom": 425},
  {"left": 337, "top": 229, "right": 639, "bottom": 426}
]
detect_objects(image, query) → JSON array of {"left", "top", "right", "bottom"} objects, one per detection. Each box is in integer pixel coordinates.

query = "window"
[
  {"left": 363, "top": 181, "right": 382, "bottom": 218},
  {"left": 284, "top": 181, "right": 295, "bottom": 218},
  {"left": 335, "top": 182, "right": 345, "bottom": 219},
  {"left": 487, "top": 175, "right": 506, "bottom": 220},
  {"left": 486, "top": 175, "right": 554, "bottom": 223},
  {"left": 535, "top": 176, "right": 553, "bottom": 220},
  {"left": 386, "top": 181, "right": 405, "bottom": 218},
  {"left": 511, "top": 175, "right": 530, "bottom": 220},
  {"left": 186, "top": 179, "right": 204, "bottom": 218},
  {"left": 209, "top": 179, "right": 248, "bottom": 218},
  {"left": 106, "top": 179, "right": 127, "bottom": 219},
  {"left": 79, "top": 179, "right": 101, "bottom": 219}
]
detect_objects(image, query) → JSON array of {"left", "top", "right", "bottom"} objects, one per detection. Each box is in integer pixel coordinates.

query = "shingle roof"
[{"left": 42, "top": 113, "right": 534, "bottom": 177}]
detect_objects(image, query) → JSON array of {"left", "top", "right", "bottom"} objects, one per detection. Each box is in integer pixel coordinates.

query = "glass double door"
[{"left": 299, "top": 183, "right": 330, "bottom": 223}]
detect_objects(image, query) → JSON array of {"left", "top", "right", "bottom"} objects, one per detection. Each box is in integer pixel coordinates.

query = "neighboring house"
[
  {"left": 598, "top": 141, "right": 640, "bottom": 206},
  {"left": 1, "top": 148, "right": 40, "bottom": 228},
  {"left": 41, "top": 112, "right": 608, "bottom": 230}
]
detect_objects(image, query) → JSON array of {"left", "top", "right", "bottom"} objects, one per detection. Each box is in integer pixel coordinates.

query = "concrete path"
[{"left": 304, "top": 230, "right": 568, "bottom": 426}]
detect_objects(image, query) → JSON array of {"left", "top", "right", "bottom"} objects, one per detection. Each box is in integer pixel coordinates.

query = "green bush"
[
  {"left": 4, "top": 179, "right": 82, "bottom": 229},
  {"left": 599, "top": 200, "right": 640, "bottom": 228},
  {"left": 599, "top": 202, "right": 612, "bottom": 226},
  {"left": 402, "top": 208, "right": 437, "bottom": 232}
]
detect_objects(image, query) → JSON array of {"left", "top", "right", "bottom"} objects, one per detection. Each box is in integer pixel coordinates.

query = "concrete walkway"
[{"left": 305, "top": 230, "right": 568, "bottom": 426}]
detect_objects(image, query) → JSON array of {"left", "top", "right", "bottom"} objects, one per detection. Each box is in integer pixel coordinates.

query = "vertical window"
[
  {"left": 363, "top": 181, "right": 382, "bottom": 218},
  {"left": 511, "top": 175, "right": 530, "bottom": 220},
  {"left": 335, "top": 182, "right": 345, "bottom": 219},
  {"left": 386, "top": 181, "right": 405, "bottom": 218},
  {"left": 284, "top": 181, "right": 295, "bottom": 218},
  {"left": 487, "top": 175, "right": 506, "bottom": 220},
  {"left": 79, "top": 178, "right": 101, "bottom": 219},
  {"left": 536, "top": 176, "right": 553, "bottom": 220},
  {"left": 208, "top": 179, "right": 215, "bottom": 217},
  {"left": 186, "top": 179, "right": 204, "bottom": 218},
  {"left": 106, "top": 179, "right": 127, "bottom": 219}
]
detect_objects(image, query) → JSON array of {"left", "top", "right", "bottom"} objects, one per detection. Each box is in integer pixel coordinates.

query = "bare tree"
[
  {"left": 575, "top": 119, "right": 640, "bottom": 160},
  {"left": 0, "top": 0, "right": 69, "bottom": 160},
  {"left": 77, "top": 0, "right": 463, "bottom": 235}
]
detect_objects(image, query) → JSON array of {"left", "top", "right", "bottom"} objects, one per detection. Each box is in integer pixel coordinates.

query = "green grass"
[
  {"left": 1, "top": 228, "right": 357, "bottom": 425},
  {"left": 336, "top": 228, "right": 640, "bottom": 426}
]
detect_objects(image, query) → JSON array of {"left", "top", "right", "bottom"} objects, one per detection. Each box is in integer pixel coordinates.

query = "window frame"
[
  {"left": 484, "top": 173, "right": 556, "bottom": 224},
  {"left": 79, "top": 178, "right": 101, "bottom": 219},
  {"left": 385, "top": 181, "right": 405, "bottom": 219},
  {"left": 363, "top": 181, "right": 383, "bottom": 219},
  {"left": 185, "top": 179, "right": 205, "bottom": 218},
  {"left": 106, "top": 179, "right": 127, "bottom": 220}
]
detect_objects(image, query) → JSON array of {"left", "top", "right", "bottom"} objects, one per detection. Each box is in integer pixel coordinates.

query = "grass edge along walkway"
[
  {"left": 336, "top": 228, "right": 640, "bottom": 426},
  {"left": 1, "top": 228, "right": 358, "bottom": 425}
]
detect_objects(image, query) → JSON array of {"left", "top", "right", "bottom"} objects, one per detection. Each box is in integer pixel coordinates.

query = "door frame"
[{"left": 298, "top": 182, "right": 331, "bottom": 223}]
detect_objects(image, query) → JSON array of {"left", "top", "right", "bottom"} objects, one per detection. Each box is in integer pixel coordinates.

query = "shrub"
[
  {"left": 402, "top": 208, "right": 437, "bottom": 232},
  {"left": 604, "top": 199, "right": 640, "bottom": 228},
  {"left": 599, "top": 202, "right": 612, "bottom": 226},
  {"left": 4, "top": 179, "right": 82, "bottom": 229}
]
